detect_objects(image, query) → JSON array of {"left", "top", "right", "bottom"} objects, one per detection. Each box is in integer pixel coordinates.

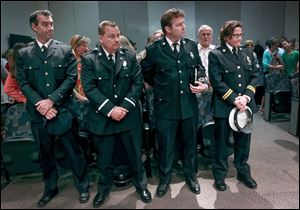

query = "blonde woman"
[{"left": 69, "top": 35, "right": 90, "bottom": 101}]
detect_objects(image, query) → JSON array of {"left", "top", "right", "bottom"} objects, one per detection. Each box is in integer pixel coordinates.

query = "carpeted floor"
[{"left": 1, "top": 113, "right": 299, "bottom": 209}]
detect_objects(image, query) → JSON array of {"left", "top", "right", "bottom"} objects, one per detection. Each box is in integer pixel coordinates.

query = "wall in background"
[{"left": 1, "top": 1, "right": 299, "bottom": 53}]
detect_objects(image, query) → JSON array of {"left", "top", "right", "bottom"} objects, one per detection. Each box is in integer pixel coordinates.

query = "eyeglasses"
[{"left": 232, "top": 33, "right": 244, "bottom": 39}]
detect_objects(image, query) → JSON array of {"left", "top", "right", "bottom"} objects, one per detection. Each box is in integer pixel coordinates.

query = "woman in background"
[
  {"left": 4, "top": 42, "right": 26, "bottom": 103},
  {"left": 69, "top": 35, "right": 91, "bottom": 101}
]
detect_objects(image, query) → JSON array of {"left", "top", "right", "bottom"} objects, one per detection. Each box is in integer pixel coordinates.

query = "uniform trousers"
[
  {"left": 93, "top": 126, "right": 147, "bottom": 194},
  {"left": 212, "top": 117, "right": 251, "bottom": 180},
  {"left": 31, "top": 121, "right": 89, "bottom": 193},
  {"left": 156, "top": 116, "right": 198, "bottom": 184}
]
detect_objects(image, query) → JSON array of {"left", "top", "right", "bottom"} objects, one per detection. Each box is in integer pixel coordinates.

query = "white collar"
[
  {"left": 226, "top": 43, "right": 235, "bottom": 52},
  {"left": 101, "top": 46, "right": 115, "bottom": 59},
  {"left": 165, "top": 36, "right": 180, "bottom": 48},
  {"left": 36, "top": 39, "right": 52, "bottom": 48},
  {"left": 199, "top": 43, "right": 215, "bottom": 50}
]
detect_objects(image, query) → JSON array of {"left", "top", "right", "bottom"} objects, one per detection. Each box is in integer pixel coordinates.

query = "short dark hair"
[
  {"left": 219, "top": 20, "right": 243, "bottom": 45},
  {"left": 160, "top": 8, "right": 185, "bottom": 34},
  {"left": 98, "top": 20, "right": 118, "bottom": 35},
  {"left": 29, "top": 10, "right": 52, "bottom": 29}
]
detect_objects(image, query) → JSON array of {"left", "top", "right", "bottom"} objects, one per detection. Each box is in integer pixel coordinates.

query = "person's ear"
[
  {"left": 99, "top": 35, "right": 103, "bottom": 45},
  {"left": 165, "top": 26, "right": 171, "bottom": 34},
  {"left": 31, "top": 23, "right": 37, "bottom": 32}
]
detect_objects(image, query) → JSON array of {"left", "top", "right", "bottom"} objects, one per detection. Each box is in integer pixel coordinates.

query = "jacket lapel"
[
  {"left": 115, "top": 50, "right": 125, "bottom": 75},
  {"left": 237, "top": 47, "right": 247, "bottom": 64},
  {"left": 34, "top": 40, "right": 56, "bottom": 61},
  {"left": 178, "top": 39, "right": 187, "bottom": 59},
  {"left": 222, "top": 45, "right": 240, "bottom": 65},
  {"left": 45, "top": 40, "right": 56, "bottom": 60},
  {"left": 161, "top": 38, "right": 178, "bottom": 59},
  {"left": 98, "top": 46, "right": 114, "bottom": 71},
  {"left": 34, "top": 41, "right": 45, "bottom": 61}
]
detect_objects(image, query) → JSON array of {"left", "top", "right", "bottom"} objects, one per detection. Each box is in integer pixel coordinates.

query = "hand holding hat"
[
  {"left": 234, "top": 95, "right": 249, "bottom": 111},
  {"left": 229, "top": 106, "right": 253, "bottom": 134}
]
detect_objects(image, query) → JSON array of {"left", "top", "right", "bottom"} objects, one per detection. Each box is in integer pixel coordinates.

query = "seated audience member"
[
  {"left": 4, "top": 43, "right": 26, "bottom": 103},
  {"left": 69, "top": 35, "right": 91, "bottom": 102}
]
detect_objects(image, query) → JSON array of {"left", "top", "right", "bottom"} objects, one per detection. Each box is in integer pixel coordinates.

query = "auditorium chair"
[
  {"left": 263, "top": 72, "right": 291, "bottom": 121},
  {"left": 1, "top": 103, "right": 40, "bottom": 175},
  {"left": 289, "top": 76, "right": 299, "bottom": 136}
]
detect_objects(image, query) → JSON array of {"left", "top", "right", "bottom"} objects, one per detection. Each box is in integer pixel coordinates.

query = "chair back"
[{"left": 1, "top": 103, "right": 40, "bottom": 175}]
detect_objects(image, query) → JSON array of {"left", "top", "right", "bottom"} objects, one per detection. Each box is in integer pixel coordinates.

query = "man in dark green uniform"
[
  {"left": 208, "top": 20, "right": 259, "bottom": 191},
  {"left": 141, "top": 8, "right": 209, "bottom": 197},
  {"left": 16, "top": 10, "right": 90, "bottom": 207},
  {"left": 81, "top": 20, "right": 151, "bottom": 207}
]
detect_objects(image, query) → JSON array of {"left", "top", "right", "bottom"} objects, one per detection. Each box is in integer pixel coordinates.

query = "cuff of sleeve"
[
  {"left": 120, "top": 97, "right": 136, "bottom": 112},
  {"left": 243, "top": 95, "right": 251, "bottom": 103},
  {"left": 107, "top": 106, "right": 116, "bottom": 117}
]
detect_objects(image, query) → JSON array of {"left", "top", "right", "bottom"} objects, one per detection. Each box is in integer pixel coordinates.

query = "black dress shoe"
[
  {"left": 214, "top": 180, "right": 227, "bottom": 191},
  {"left": 37, "top": 188, "right": 59, "bottom": 207},
  {"left": 156, "top": 183, "right": 169, "bottom": 197},
  {"left": 237, "top": 175, "right": 257, "bottom": 189},
  {"left": 186, "top": 180, "right": 201, "bottom": 194},
  {"left": 79, "top": 191, "right": 90, "bottom": 203},
  {"left": 93, "top": 191, "right": 109, "bottom": 208},
  {"left": 136, "top": 188, "right": 152, "bottom": 203}
]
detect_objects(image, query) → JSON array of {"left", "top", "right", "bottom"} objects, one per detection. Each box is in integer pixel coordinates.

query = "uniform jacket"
[
  {"left": 81, "top": 46, "right": 143, "bottom": 135},
  {"left": 16, "top": 40, "right": 79, "bottom": 131},
  {"left": 208, "top": 44, "right": 260, "bottom": 118},
  {"left": 141, "top": 37, "right": 205, "bottom": 120}
]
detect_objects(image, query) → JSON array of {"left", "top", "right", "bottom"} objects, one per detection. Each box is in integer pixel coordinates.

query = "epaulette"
[
  {"left": 183, "top": 37, "right": 197, "bottom": 43},
  {"left": 91, "top": 47, "right": 99, "bottom": 52},
  {"left": 26, "top": 41, "right": 35, "bottom": 46},
  {"left": 53, "top": 40, "right": 67, "bottom": 46},
  {"left": 147, "top": 39, "right": 161, "bottom": 50},
  {"left": 120, "top": 47, "right": 129, "bottom": 52},
  {"left": 215, "top": 46, "right": 222, "bottom": 50},
  {"left": 84, "top": 48, "right": 98, "bottom": 56}
]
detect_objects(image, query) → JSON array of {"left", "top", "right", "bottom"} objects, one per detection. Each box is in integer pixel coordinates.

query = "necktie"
[
  {"left": 232, "top": 47, "right": 238, "bottom": 60},
  {"left": 172, "top": 42, "right": 179, "bottom": 56},
  {"left": 41, "top": 45, "right": 47, "bottom": 59},
  {"left": 41, "top": 45, "right": 47, "bottom": 53},
  {"left": 108, "top": 54, "right": 115, "bottom": 69}
]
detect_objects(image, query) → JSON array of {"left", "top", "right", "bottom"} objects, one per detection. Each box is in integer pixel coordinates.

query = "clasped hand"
[
  {"left": 234, "top": 96, "right": 248, "bottom": 111},
  {"left": 35, "top": 99, "right": 57, "bottom": 120},
  {"left": 110, "top": 106, "right": 128, "bottom": 121}
]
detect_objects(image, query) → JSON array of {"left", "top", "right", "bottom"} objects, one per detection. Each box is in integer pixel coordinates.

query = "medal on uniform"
[
  {"left": 246, "top": 56, "right": 251, "bottom": 65},
  {"left": 190, "top": 52, "right": 194, "bottom": 59}
]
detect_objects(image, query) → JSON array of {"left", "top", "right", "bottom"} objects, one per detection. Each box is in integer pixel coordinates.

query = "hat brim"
[
  {"left": 229, "top": 107, "right": 239, "bottom": 132},
  {"left": 234, "top": 106, "right": 253, "bottom": 134}
]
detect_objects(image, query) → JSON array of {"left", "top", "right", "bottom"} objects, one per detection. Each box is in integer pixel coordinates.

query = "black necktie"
[
  {"left": 41, "top": 45, "right": 47, "bottom": 59},
  {"left": 108, "top": 54, "right": 115, "bottom": 69},
  {"left": 232, "top": 47, "right": 238, "bottom": 60},
  {"left": 172, "top": 42, "right": 179, "bottom": 56},
  {"left": 41, "top": 45, "right": 47, "bottom": 53}
]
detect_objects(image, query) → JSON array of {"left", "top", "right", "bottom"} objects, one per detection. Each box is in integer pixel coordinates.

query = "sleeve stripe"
[
  {"left": 125, "top": 97, "right": 135, "bottom": 107},
  {"left": 98, "top": 99, "right": 109, "bottom": 111},
  {"left": 222, "top": 89, "right": 233, "bottom": 100},
  {"left": 247, "top": 85, "right": 256, "bottom": 94}
]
